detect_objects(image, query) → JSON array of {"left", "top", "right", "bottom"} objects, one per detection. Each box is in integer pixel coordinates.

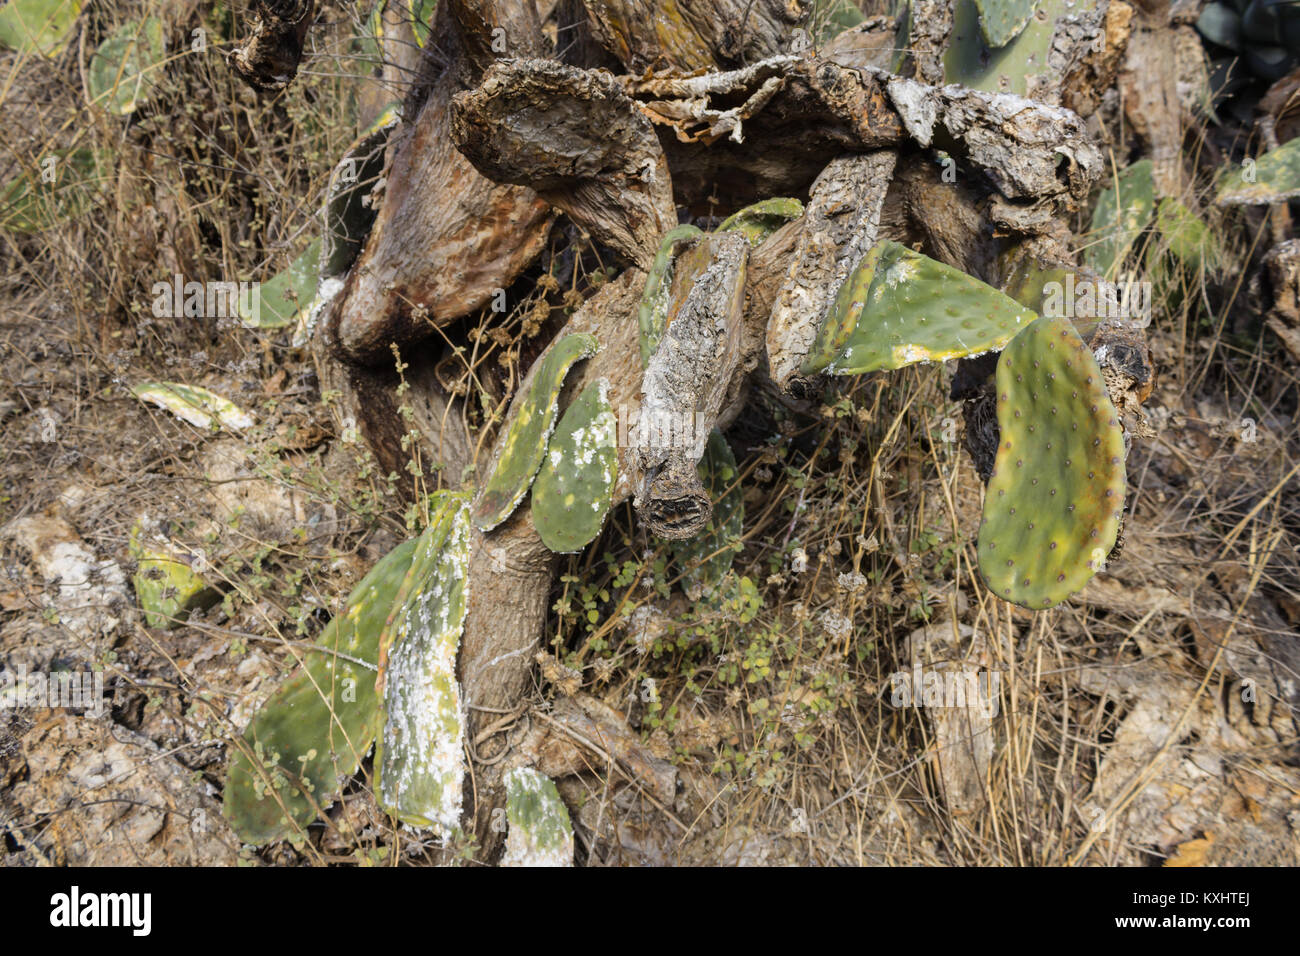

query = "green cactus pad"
[
  {"left": 717, "top": 198, "right": 803, "bottom": 246},
  {"left": 473, "top": 332, "right": 600, "bottom": 531},
  {"left": 408, "top": 0, "right": 436, "bottom": 46},
  {"left": 819, "top": 241, "right": 1037, "bottom": 375},
  {"left": 639, "top": 225, "right": 703, "bottom": 366},
  {"left": 802, "top": 242, "right": 886, "bottom": 374},
  {"left": 375, "top": 492, "right": 472, "bottom": 832},
  {"left": 531, "top": 380, "right": 618, "bottom": 554},
  {"left": 974, "top": 0, "right": 1039, "bottom": 47},
  {"left": 129, "top": 524, "right": 219, "bottom": 629},
  {"left": 976, "top": 317, "right": 1126, "bottom": 609},
  {"left": 945, "top": 0, "right": 1101, "bottom": 98},
  {"left": 671, "top": 429, "right": 744, "bottom": 600},
  {"left": 0, "top": 148, "right": 111, "bottom": 234},
  {"left": 224, "top": 537, "right": 418, "bottom": 845},
  {"left": 1086, "top": 160, "right": 1155, "bottom": 277},
  {"left": 1215, "top": 136, "right": 1300, "bottom": 205},
  {"left": 0, "top": 0, "right": 83, "bottom": 58},
  {"left": 1153, "top": 198, "right": 1222, "bottom": 272},
  {"left": 86, "top": 16, "right": 165, "bottom": 115},
  {"left": 131, "top": 382, "right": 255, "bottom": 432},
  {"left": 502, "top": 767, "right": 574, "bottom": 867},
  {"left": 1001, "top": 253, "right": 1078, "bottom": 318},
  {"left": 239, "top": 239, "right": 322, "bottom": 330}
]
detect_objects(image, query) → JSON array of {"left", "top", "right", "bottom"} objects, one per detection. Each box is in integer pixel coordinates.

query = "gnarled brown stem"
[{"left": 231, "top": 0, "right": 315, "bottom": 91}]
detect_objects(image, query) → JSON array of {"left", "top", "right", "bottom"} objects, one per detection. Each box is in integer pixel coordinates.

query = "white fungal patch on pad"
[
  {"left": 377, "top": 496, "right": 472, "bottom": 834},
  {"left": 531, "top": 379, "right": 618, "bottom": 553},
  {"left": 501, "top": 767, "right": 574, "bottom": 867}
]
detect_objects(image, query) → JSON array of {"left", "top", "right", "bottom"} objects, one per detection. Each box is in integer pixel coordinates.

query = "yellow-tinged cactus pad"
[
  {"left": 0, "top": 0, "right": 83, "bottom": 58},
  {"left": 639, "top": 225, "right": 703, "bottom": 366},
  {"left": 502, "top": 767, "right": 574, "bottom": 867},
  {"left": 802, "top": 242, "right": 886, "bottom": 374},
  {"left": 473, "top": 332, "right": 599, "bottom": 531},
  {"left": 86, "top": 16, "right": 166, "bottom": 115},
  {"left": 375, "top": 492, "right": 472, "bottom": 832},
  {"left": 129, "top": 524, "right": 218, "bottom": 629},
  {"left": 131, "top": 382, "right": 255, "bottom": 432},
  {"left": 1216, "top": 136, "right": 1300, "bottom": 206},
  {"left": 224, "top": 537, "right": 418, "bottom": 845},
  {"left": 408, "top": 0, "right": 436, "bottom": 47},
  {"left": 977, "top": 317, "right": 1127, "bottom": 609},
  {"left": 670, "top": 429, "right": 743, "bottom": 600},
  {"left": 531, "top": 380, "right": 618, "bottom": 554},
  {"left": 717, "top": 197, "right": 803, "bottom": 246},
  {"left": 818, "top": 241, "right": 1036, "bottom": 375},
  {"left": 1086, "top": 159, "right": 1155, "bottom": 277}
]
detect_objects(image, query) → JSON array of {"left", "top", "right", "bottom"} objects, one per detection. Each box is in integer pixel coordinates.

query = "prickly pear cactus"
[
  {"left": 1216, "top": 136, "right": 1300, "bottom": 205},
  {"left": 224, "top": 537, "right": 418, "bottom": 845},
  {"left": 501, "top": 767, "right": 574, "bottom": 867},
  {"left": 408, "top": 0, "right": 436, "bottom": 46},
  {"left": 531, "top": 380, "right": 618, "bottom": 554},
  {"left": 375, "top": 492, "right": 472, "bottom": 832},
  {"left": 0, "top": 147, "right": 109, "bottom": 234},
  {"left": 974, "top": 0, "right": 1039, "bottom": 47},
  {"left": 945, "top": 0, "right": 1102, "bottom": 99},
  {"left": 802, "top": 242, "right": 885, "bottom": 374},
  {"left": 976, "top": 317, "right": 1126, "bottom": 609},
  {"left": 0, "top": 0, "right": 84, "bottom": 58},
  {"left": 129, "top": 524, "right": 218, "bottom": 629},
  {"left": 473, "top": 332, "right": 599, "bottom": 531},
  {"left": 809, "top": 241, "right": 1036, "bottom": 375},
  {"left": 717, "top": 197, "right": 803, "bottom": 246},
  {"left": 240, "top": 239, "right": 322, "bottom": 330},
  {"left": 1086, "top": 159, "right": 1155, "bottom": 277},
  {"left": 671, "top": 429, "right": 744, "bottom": 600},
  {"left": 639, "top": 225, "right": 703, "bottom": 366},
  {"left": 1153, "top": 197, "right": 1222, "bottom": 272},
  {"left": 1000, "top": 250, "right": 1079, "bottom": 319},
  {"left": 86, "top": 16, "right": 165, "bottom": 115}
]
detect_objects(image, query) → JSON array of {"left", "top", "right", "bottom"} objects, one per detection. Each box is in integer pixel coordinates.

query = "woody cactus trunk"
[{"left": 229, "top": 0, "right": 1154, "bottom": 859}]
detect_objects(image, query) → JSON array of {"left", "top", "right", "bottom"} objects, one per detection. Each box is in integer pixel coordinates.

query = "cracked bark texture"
[
  {"left": 231, "top": 0, "right": 315, "bottom": 91},
  {"left": 451, "top": 59, "right": 677, "bottom": 268},
  {"left": 576, "top": 0, "right": 809, "bottom": 72},
  {"left": 907, "top": 0, "right": 953, "bottom": 84},
  {"left": 636, "top": 231, "right": 749, "bottom": 538},
  {"left": 766, "top": 151, "right": 897, "bottom": 395}
]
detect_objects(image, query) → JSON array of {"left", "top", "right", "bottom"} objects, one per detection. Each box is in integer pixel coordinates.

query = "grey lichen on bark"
[
  {"left": 635, "top": 231, "right": 749, "bottom": 539},
  {"left": 766, "top": 151, "right": 898, "bottom": 395}
]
